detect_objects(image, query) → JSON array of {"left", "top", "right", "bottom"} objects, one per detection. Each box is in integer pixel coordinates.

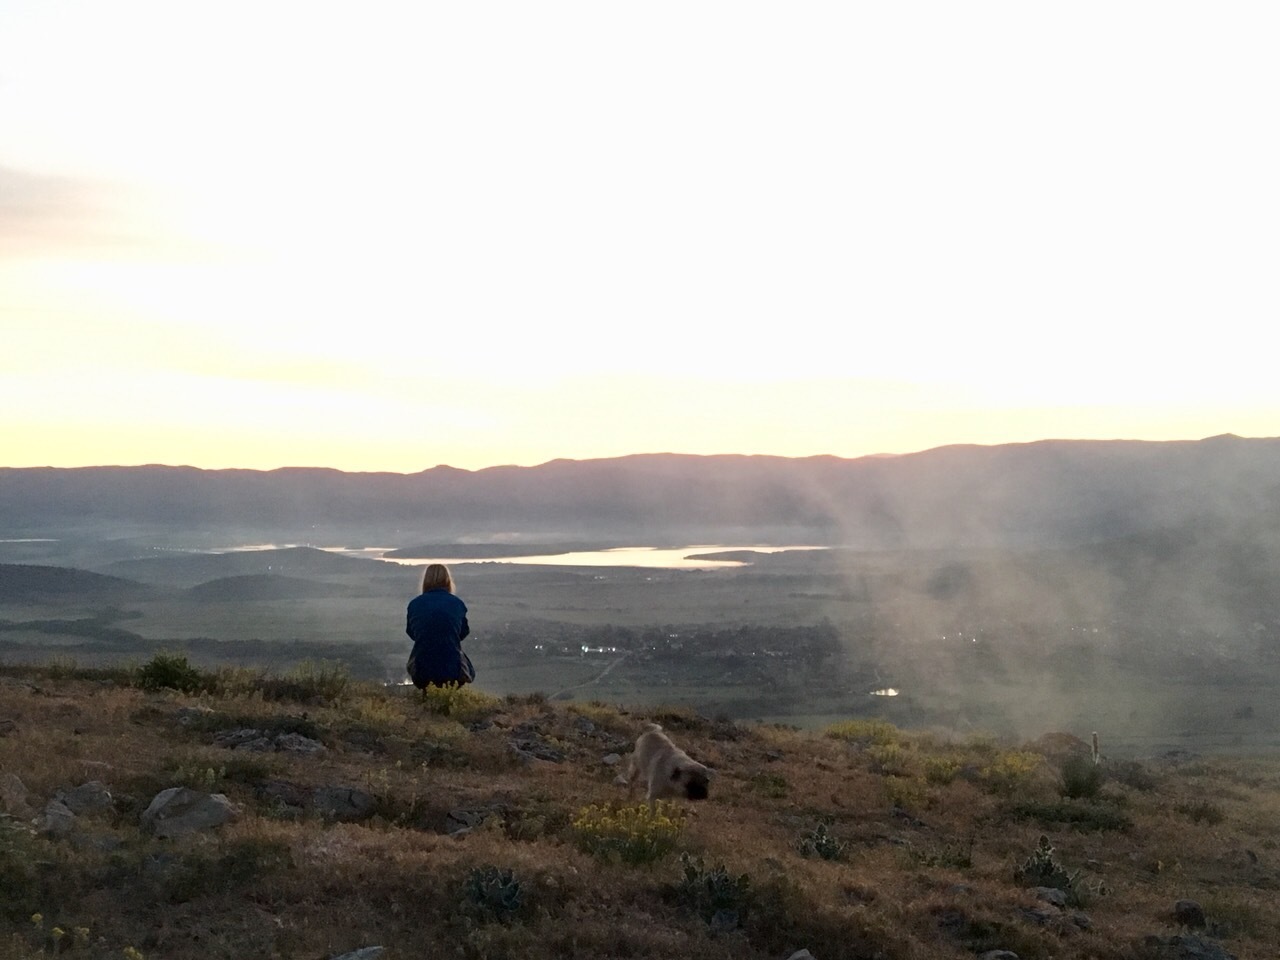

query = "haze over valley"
[{"left": 3, "top": 435, "right": 1278, "bottom": 755}]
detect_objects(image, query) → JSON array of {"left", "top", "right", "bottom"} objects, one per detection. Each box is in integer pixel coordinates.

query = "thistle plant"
[{"left": 571, "top": 801, "right": 686, "bottom": 864}]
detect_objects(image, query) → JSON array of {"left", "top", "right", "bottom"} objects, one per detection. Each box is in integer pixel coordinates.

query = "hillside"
[
  {"left": 4, "top": 435, "right": 1280, "bottom": 548},
  {"left": 1, "top": 658, "right": 1275, "bottom": 960},
  {"left": 0, "top": 564, "right": 154, "bottom": 603}
]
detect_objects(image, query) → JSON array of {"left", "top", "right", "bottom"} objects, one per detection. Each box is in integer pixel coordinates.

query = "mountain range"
[{"left": 3, "top": 434, "right": 1279, "bottom": 549}]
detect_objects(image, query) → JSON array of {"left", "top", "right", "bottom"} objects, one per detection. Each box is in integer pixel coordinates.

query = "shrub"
[
  {"left": 571, "top": 801, "right": 686, "bottom": 865},
  {"left": 979, "top": 750, "right": 1041, "bottom": 797},
  {"left": 1104, "top": 758, "right": 1158, "bottom": 792},
  {"left": 796, "top": 822, "right": 846, "bottom": 861},
  {"left": 750, "top": 772, "right": 790, "bottom": 798},
  {"left": 1176, "top": 800, "right": 1226, "bottom": 824},
  {"left": 923, "top": 756, "right": 962, "bottom": 785},
  {"left": 256, "top": 659, "right": 352, "bottom": 704},
  {"left": 884, "top": 776, "right": 929, "bottom": 812},
  {"left": 136, "top": 653, "right": 208, "bottom": 694},
  {"left": 418, "top": 683, "right": 501, "bottom": 723},
  {"left": 464, "top": 865, "right": 524, "bottom": 922},
  {"left": 867, "top": 742, "right": 913, "bottom": 776},
  {"left": 1007, "top": 799, "right": 1133, "bottom": 832},
  {"left": 163, "top": 838, "right": 293, "bottom": 903},
  {"left": 1059, "top": 754, "right": 1105, "bottom": 799},
  {"left": 908, "top": 835, "right": 974, "bottom": 869},
  {"left": 825, "top": 718, "right": 900, "bottom": 746},
  {"left": 1015, "top": 834, "right": 1077, "bottom": 892},
  {"left": 672, "top": 853, "right": 752, "bottom": 924}
]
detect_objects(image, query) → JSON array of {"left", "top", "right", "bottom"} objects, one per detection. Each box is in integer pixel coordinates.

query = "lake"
[{"left": 222, "top": 543, "right": 827, "bottom": 570}]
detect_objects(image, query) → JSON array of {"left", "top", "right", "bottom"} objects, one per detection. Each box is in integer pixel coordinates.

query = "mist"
[{"left": 2, "top": 436, "right": 1278, "bottom": 754}]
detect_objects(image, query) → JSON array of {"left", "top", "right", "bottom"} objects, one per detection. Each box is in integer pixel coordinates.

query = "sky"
[{"left": 2, "top": 1, "right": 1278, "bottom": 473}]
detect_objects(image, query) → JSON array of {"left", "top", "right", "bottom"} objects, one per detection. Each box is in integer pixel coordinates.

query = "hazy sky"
[{"left": 2, "top": 2, "right": 1277, "bottom": 472}]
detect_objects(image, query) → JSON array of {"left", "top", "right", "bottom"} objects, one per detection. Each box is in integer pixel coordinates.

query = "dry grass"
[{"left": 2, "top": 661, "right": 1279, "bottom": 959}]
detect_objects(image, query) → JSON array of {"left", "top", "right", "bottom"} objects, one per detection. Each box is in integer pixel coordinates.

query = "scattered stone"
[
  {"left": 0, "top": 773, "right": 33, "bottom": 818},
  {"left": 173, "top": 705, "right": 213, "bottom": 726},
  {"left": 36, "top": 799, "right": 76, "bottom": 836},
  {"left": 329, "top": 948, "right": 384, "bottom": 960},
  {"left": 312, "top": 786, "right": 376, "bottom": 822},
  {"left": 786, "top": 951, "right": 818, "bottom": 960},
  {"left": 0, "top": 718, "right": 17, "bottom": 736},
  {"left": 508, "top": 738, "right": 565, "bottom": 763},
  {"left": 214, "top": 728, "right": 326, "bottom": 754},
  {"left": 1069, "top": 912, "right": 1092, "bottom": 930},
  {"left": 602, "top": 753, "right": 622, "bottom": 766},
  {"left": 573, "top": 715, "right": 596, "bottom": 734},
  {"left": 258, "top": 779, "right": 310, "bottom": 809},
  {"left": 1141, "top": 934, "right": 1236, "bottom": 960},
  {"left": 276, "top": 732, "right": 326, "bottom": 755},
  {"left": 58, "top": 781, "right": 113, "bottom": 815},
  {"left": 1033, "top": 886, "right": 1068, "bottom": 909},
  {"left": 446, "top": 806, "right": 504, "bottom": 835},
  {"left": 215, "top": 728, "right": 271, "bottom": 748},
  {"left": 979, "top": 952, "right": 1020, "bottom": 960},
  {"left": 1173, "top": 899, "right": 1206, "bottom": 929},
  {"left": 1016, "top": 908, "right": 1056, "bottom": 927},
  {"left": 141, "top": 787, "right": 238, "bottom": 837}
]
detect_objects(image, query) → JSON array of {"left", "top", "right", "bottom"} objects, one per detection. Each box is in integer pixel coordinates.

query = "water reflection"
[{"left": 377, "top": 545, "right": 826, "bottom": 570}]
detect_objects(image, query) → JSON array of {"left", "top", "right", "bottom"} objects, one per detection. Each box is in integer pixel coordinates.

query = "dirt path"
[{"left": 549, "top": 653, "right": 630, "bottom": 700}]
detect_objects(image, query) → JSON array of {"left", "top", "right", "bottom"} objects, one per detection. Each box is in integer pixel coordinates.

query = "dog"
[{"left": 623, "top": 722, "right": 711, "bottom": 808}]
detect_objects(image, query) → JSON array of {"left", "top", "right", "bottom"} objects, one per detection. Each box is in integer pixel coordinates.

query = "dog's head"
[{"left": 672, "top": 762, "right": 710, "bottom": 801}]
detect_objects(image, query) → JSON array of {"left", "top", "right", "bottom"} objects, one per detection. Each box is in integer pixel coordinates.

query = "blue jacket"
[{"left": 405, "top": 589, "right": 472, "bottom": 687}]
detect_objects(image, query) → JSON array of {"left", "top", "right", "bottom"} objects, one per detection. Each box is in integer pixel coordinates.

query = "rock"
[
  {"left": 573, "top": 716, "right": 596, "bottom": 734},
  {"left": 979, "top": 953, "right": 1020, "bottom": 960},
  {"left": 1173, "top": 899, "right": 1206, "bottom": 928},
  {"left": 446, "top": 806, "right": 504, "bottom": 835},
  {"left": 215, "top": 728, "right": 269, "bottom": 748},
  {"left": 214, "top": 728, "right": 325, "bottom": 754},
  {"left": 1141, "top": 934, "right": 1236, "bottom": 960},
  {"left": 0, "top": 718, "right": 17, "bottom": 736},
  {"left": 0, "top": 773, "right": 33, "bottom": 818},
  {"left": 36, "top": 799, "right": 76, "bottom": 836},
  {"left": 58, "top": 781, "right": 113, "bottom": 815},
  {"left": 275, "top": 732, "right": 326, "bottom": 754},
  {"left": 140, "top": 787, "right": 238, "bottom": 837},
  {"left": 508, "top": 738, "right": 565, "bottom": 763},
  {"left": 786, "top": 952, "right": 818, "bottom": 960},
  {"left": 173, "top": 705, "right": 214, "bottom": 726},
  {"left": 1069, "top": 912, "right": 1092, "bottom": 930},
  {"left": 312, "top": 786, "right": 376, "bottom": 822},
  {"left": 602, "top": 753, "right": 622, "bottom": 766},
  {"left": 330, "top": 949, "right": 384, "bottom": 960},
  {"left": 1033, "top": 886, "right": 1068, "bottom": 909}
]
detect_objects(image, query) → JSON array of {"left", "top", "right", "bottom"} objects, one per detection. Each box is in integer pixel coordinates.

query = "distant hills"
[{"left": 3, "top": 435, "right": 1280, "bottom": 549}]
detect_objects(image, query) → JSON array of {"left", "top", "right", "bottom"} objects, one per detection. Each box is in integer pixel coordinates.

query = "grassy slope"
[{"left": 1, "top": 661, "right": 1277, "bottom": 960}]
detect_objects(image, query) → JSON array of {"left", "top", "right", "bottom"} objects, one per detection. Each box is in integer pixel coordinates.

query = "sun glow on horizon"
[{"left": 2, "top": 1, "right": 1278, "bottom": 472}]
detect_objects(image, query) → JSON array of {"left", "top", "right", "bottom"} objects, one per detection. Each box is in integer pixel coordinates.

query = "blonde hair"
[{"left": 420, "top": 563, "right": 455, "bottom": 593}]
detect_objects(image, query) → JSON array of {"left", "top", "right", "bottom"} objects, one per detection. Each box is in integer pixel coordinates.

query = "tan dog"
[{"left": 623, "top": 722, "right": 711, "bottom": 808}]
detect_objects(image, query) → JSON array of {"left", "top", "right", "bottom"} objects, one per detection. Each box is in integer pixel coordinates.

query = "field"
[{"left": 2, "top": 658, "right": 1278, "bottom": 960}]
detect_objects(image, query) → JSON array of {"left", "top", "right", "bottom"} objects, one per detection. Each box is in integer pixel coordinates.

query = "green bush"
[
  {"left": 136, "top": 653, "right": 208, "bottom": 694},
  {"left": 1059, "top": 754, "right": 1105, "bottom": 799}
]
